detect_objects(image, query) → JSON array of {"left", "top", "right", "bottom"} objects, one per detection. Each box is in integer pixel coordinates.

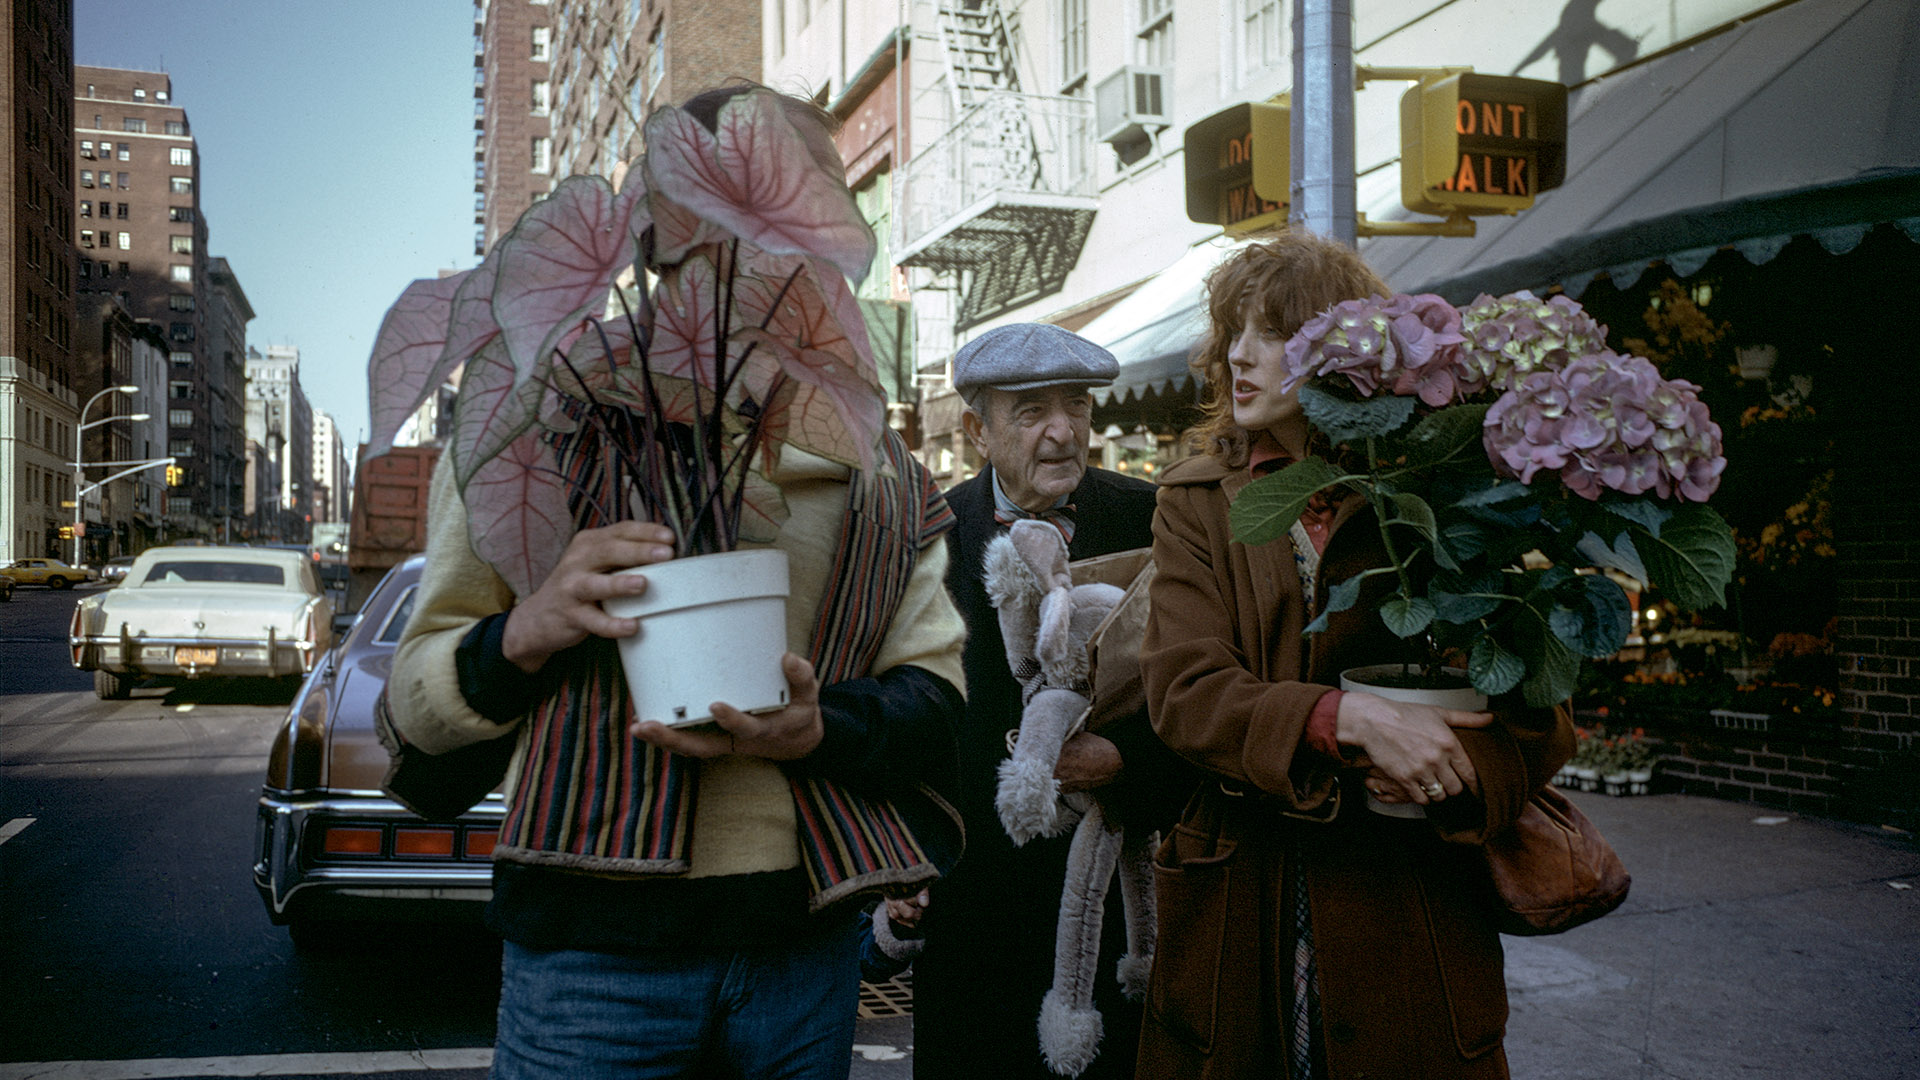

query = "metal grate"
[{"left": 858, "top": 972, "right": 915, "bottom": 1018}]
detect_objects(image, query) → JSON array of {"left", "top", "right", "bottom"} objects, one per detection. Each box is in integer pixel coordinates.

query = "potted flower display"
[
  {"left": 1229, "top": 290, "right": 1737, "bottom": 709},
  {"left": 361, "top": 88, "right": 888, "bottom": 724}
]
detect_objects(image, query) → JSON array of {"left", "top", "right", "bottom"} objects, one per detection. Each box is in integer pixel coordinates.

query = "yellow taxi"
[{"left": 2, "top": 557, "right": 97, "bottom": 589}]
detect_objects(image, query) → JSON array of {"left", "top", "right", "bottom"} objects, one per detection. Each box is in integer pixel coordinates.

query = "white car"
[{"left": 70, "top": 546, "right": 335, "bottom": 700}]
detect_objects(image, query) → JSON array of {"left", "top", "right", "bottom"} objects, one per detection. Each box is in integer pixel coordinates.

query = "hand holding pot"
[
  {"left": 632, "top": 652, "right": 823, "bottom": 761},
  {"left": 501, "top": 521, "right": 678, "bottom": 674},
  {"left": 1336, "top": 692, "right": 1491, "bottom": 805}
]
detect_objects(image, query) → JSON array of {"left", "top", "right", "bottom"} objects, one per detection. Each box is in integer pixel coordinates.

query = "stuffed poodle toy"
[{"left": 983, "top": 519, "right": 1157, "bottom": 1077}]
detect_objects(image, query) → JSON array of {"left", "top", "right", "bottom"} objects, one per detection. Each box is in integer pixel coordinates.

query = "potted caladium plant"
[
  {"left": 362, "top": 87, "right": 887, "bottom": 724},
  {"left": 1229, "top": 290, "right": 1737, "bottom": 708}
]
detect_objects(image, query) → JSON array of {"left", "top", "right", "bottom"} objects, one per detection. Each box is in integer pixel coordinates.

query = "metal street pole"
[
  {"left": 1290, "top": 0, "right": 1358, "bottom": 246},
  {"left": 74, "top": 385, "right": 139, "bottom": 567}
]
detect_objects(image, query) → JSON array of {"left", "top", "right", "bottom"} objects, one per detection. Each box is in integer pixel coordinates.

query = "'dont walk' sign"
[{"left": 1400, "top": 73, "right": 1567, "bottom": 216}]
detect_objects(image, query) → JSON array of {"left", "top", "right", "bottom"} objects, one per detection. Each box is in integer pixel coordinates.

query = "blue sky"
[{"left": 77, "top": 1, "right": 479, "bottom": 453}]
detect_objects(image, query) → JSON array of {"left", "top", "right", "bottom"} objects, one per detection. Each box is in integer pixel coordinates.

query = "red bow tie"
[{"left": 993, "top": 503, "right": 1076, "bottom": 543}]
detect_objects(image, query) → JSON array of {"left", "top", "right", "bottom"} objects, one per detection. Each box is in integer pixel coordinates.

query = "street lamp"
[{"left": 73, "top": 385, "right": 141, "bottom": 567}]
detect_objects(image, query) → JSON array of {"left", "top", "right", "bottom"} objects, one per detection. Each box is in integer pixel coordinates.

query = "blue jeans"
[{"left": 492, "top": 923, "right": 861, "bottom": 1080}]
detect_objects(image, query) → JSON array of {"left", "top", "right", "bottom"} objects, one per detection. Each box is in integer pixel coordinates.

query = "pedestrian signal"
[
  {"left": 1401, "top": 74, "right": 1566, "bottom": 216},
  {"left": 1184, "top": 101, "right": 1290, "bottom": 231}
]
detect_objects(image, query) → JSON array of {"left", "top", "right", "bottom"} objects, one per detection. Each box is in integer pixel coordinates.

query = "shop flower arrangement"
[
  {"left": 1229, "top": 290, "right": 1736, "bottom": 706},
  {"left": 360, "top": 88, "right": 886, "bottom": 597}
]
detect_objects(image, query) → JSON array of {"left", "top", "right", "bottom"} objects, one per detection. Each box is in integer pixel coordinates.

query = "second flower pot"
[{"left": 602, "top": 548, "right": 791, "bottom": 728}]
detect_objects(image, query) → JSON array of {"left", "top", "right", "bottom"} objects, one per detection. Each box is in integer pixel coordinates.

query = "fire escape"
[{"left": 895, "top": 1, "right": 1097, "bottom": 331}]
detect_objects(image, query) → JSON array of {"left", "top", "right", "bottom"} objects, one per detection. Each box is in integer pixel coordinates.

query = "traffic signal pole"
[{"left": 1289, "top": 0, "right": 1357, "bottom": 246}]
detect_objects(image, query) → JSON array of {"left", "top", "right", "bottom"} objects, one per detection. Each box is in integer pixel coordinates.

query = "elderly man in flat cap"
[{"left": 913, "top": 323, "right": 1197, "bottom": 1080}]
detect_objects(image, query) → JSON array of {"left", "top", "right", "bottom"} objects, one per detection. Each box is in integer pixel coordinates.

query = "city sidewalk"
[{"left": 855, "top": 791, "right": 1920, "bottom": 1080}]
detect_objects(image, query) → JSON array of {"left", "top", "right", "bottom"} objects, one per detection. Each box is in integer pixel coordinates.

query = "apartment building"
[
  {"left": 474, "top": 0, "right": 760, "bottom": 258},
  {"left": 311, "top": 407, "right": 349, "bottom": 526},
  {"left": 72, "top": 66, "right": 246, "bottom": 539},
  {"left": 1, "top": 0, "right": 78, "bottom": 563},
  {"left": 244, "top": 345, "right": 313, "bottom": 544}
]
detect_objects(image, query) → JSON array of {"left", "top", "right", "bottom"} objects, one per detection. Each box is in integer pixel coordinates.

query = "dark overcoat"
[
  {"left": 1137, "top": 453, "right": 1574, "bottom": 1080},
  {"left": 914, "top": 464, "right": 1195, "bottom": 1080}
]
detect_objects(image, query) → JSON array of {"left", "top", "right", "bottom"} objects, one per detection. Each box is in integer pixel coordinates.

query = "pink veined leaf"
[
  {"left": 644, "top": 186, "right": 727, "bottom": 269},
  {"left": 644, "top": 92, "right": 877, "bottom": 286},
  {"left": 730, "top": 265, "right": 884, "bottom": 471},
  {"left": 732, "top": 463, "right": 790, "bottom": 546},
  {"left": 649, "top": 253, "right": 724, "bottom": 386},
  {"left": 366, "top": 272, "right": 469, "bottom": 458},
  {"left": 492, "top": 174, "right": 640, "bottom": 382},
  {"left": 733, "top": 243, "right": 883, "bottom": 390},
  {"left": 464, "top": 430, "right": 571, "bottom": 599},
  {"left": 438, "top": 250, "right": 503, "bottom": 379},
  {"left": 451, "top": 337, "right": 547, "bottom": 488}
]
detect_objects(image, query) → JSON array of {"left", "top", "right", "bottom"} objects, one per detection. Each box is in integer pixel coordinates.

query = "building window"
[
  {"left": 118, "top": 261, "right": 131, "bottom": 277},
  {"left": 170, "top": 322, "right": 195, "bottom": 342},
  {"left": 117, "top": 202, "right": 129, "bottom": 219},
  {"left": 170, "top": 147, "right": 192, "bottom": 166},
  {"left": 169, "top": 440, "right": 194, "bottom": 456},
  {"left": 170, "top": 264, "right": 192, "bottom": 283},
  {"left": 531, "top": 80, "right": 550, "bottom": 115},
  {"left": 531, "top": 26, "right": 551, "bottom": 62},
  {"left": 123, "top": 117, "right": 147, "bottom": 133},
  {"left": 118, "top": 172, "right": 130, "bottom": 188},
  {"left": 80, "top": 139, "right": 94, "bottom": 158},
  {"left": 170, "top": 177, "right": 192, "bottom": 193},
  {"left": 117, "top": 143, "right": 131, "bottom": 161},
  {"left": 156, "top": 89, "right": 169, "bottom": 102},
  {"left": 1239, "top": 0, "right": 1282, "bottom": 81},
  {"left": 133, "top": 88, "right": 146, "bottom": 100},
  {"left": 79, "top": 200, "right": 91, "bottom": 218},
  {"left": 168, "top": 293, "right": 194, "bottom": 311},
  {"left": 169, "top": 206, "right": 192, "bottom": 222},
  {"left": 80, "top": 170, "right": 94, "bottom": 187},
  {"left": 117, "top": 232, "right": 132, "bottom": 250},
  {"left": 170, "top": 351, "right": 192, "bottom": 366},
  {"left": 1061, "top": 0, "right": 1089, "bottom": 89},
  {"left": 531, "top": 136, "right": 552, "bottom": 174},
  {"left": 1137, "top": 0, "right": 1173, "bottom": 66},
  {"left": 170, "top": 382, "right": 194, "bottom": 400},
  {"left": 165, "top": 120, "right": 186, "bottom": 135},
  {"left": 170, "top": 235, "right": 193, "bottom": 254}
]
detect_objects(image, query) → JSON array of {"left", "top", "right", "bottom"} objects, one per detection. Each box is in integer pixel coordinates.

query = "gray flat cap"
[{"left": 952, "top": 323, "right": 1119, "bottom": 397}]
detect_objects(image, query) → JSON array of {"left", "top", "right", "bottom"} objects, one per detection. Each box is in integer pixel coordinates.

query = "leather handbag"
[{"left": 1481, "top": 785, "right": 1631, "bottom": 936}]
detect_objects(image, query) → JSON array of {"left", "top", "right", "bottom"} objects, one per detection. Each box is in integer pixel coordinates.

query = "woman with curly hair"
[{"left": 1135, "top": 233, "right": 1573, "bottom": 1079}]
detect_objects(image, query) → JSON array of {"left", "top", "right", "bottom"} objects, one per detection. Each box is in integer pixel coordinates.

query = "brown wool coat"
[{"left": 1137, "top": 454, "right": 1574, "bottom": 1080}]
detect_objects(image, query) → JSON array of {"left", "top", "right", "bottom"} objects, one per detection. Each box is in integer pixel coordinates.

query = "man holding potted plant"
[
  {"left": 913, "top": 323, "right": 1197, "bottom": 1080},
  {"left": 378, "top": 85, "right": 971, "bottom": 1079}
]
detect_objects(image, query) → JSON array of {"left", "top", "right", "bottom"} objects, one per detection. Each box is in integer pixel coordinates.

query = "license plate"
[{"left": 175, "top": 646, "right": 219, "bottom": 666}]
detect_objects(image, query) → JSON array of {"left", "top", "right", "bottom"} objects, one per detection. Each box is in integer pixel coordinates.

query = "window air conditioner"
[{"left": 1094, "top": 66, "right": 1170, "bottom": 146}]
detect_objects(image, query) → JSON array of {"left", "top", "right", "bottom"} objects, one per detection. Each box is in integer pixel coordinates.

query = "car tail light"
[
  {"left": 464, "top": 830, "right": 498, "bottom": 859},
  {"left": 322, "top": 827, "right": 383, "bottom": 855},
  {"left": 394, "top": 828, "right": 456, "bottom": 857},
  {"left": 300, "top": 606, "right": 318, "bottom": 673},
  {"left": 69, "top": 606, "right": 84, "bottom": 666}
]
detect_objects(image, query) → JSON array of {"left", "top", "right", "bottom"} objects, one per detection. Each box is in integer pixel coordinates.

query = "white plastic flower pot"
[
  {"left": 602, "top": 549, "right": 790, "bottom": 728},
  {"left": 1341, "top": 665, "right": 1489, "bottom": 819}
]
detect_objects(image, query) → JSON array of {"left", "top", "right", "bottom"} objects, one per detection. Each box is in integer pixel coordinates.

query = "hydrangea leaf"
[
  {"left": 1401, "top": 403, "right": 1491, "bottom": 469},
  {"left": 1468, "top": 635, "right": 1526, "bottom": 696},
  {"left": 1304, "top": 568, "right": 1371, "bottom": 635},
  {"left": 644, "top": 92, "right": 876, "bottom": 285},
  {"left": 366, "top": 272, "right": 470, "bottom": 458},
  {"left": 1380, "top": 595, "right": 1437, "bottom": 638},
  {"left": 465, "top": 431, "right": 571, "bottom": 599},
  {"left": 1630, "top": 503, "right": 1736, "bottom": 608},
  {"left": 1574, "top": 529, "right": 1649, "bottom": 585},
  {"left": 1430, "top": 568, "right": 1507, "bottom": 623},
  {"left": 1300, "top": 381, "right": 1417, "bottom": 443},
  {"left": 1549, "top": 572, "right": 1633, "bottom": 658},
  {"left": 1387, "top": 491, "right": 1457, "bottom": 571},
  {"left": 1229, "top": 457, "right": 1349, "bottom": 546},
  {"left": 1599, "top": 495, "right": 1673, "bottom": 538},
  {"left": 1516, "top": 604, "right": 1582, "bottom": 707}
]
